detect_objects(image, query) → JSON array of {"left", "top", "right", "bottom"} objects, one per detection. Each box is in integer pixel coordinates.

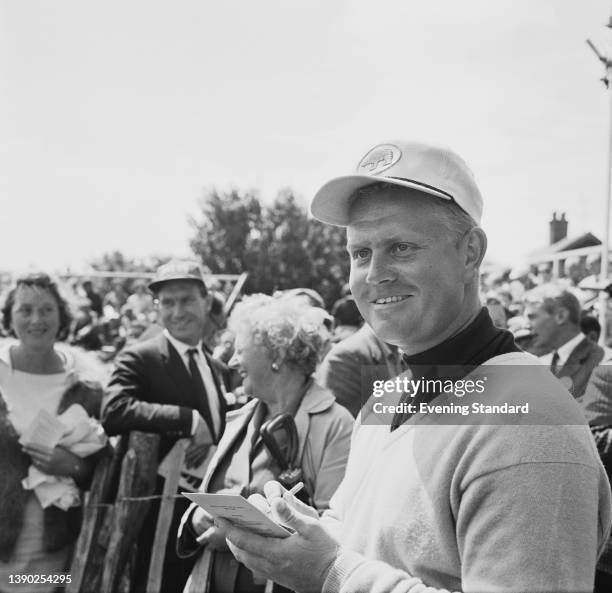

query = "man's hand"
[
  {"left": 186, "top": 415, "right": 213, "bottom": 468},
  {"left": 185, "top": 443, "right": 210, "bottom": 468},
  {"left": 192, "top": 507, "right": 229, "bottom": 551},
  {"left": 250, "top": 481, "right": 319, "bottom": 521},
  {"left": 197, "top": 525, "right": 230, "bottom": 551},
  {"left": 23, "top": 444, "right": 82, "bottom": 477},
  {"left": 215, "top": 490, "right": 340, "bottom": 593},
  {"left": 192, "top": 506, "right": 214, "bottom": 535},
  {"left": 191, "top": 414, "right": 214, "bottom": 446}
]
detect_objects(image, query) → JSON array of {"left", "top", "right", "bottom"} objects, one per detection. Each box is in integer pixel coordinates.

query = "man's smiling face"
[
  {"left": 156, "top": 281, "right": 210, "bottom": 346},
  {"left": 347, "top": 189, "right": 472, "bottom": 354}
]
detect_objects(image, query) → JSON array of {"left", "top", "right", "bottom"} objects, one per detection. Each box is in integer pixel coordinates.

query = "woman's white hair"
[{"left": 228, "top": 293, "right": 331, "bottom": 376}]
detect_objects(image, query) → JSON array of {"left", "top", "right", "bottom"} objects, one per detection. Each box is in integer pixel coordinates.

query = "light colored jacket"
[{"left": 176, "top": 380, "right": 353, "bottom": 557}]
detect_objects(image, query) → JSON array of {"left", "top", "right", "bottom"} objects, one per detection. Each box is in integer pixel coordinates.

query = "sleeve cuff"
[
  {"left": 191, "top": 410, "right": 199, "bottom": 435},
  {"left": 176, "top": 505, "right": 202, "bottom": 558},
  {"left": 322, "top": 549, "right": 429, "bottom": 593},
  {"left": 322, "top": 548, "right": 366, "bottom": 593}
]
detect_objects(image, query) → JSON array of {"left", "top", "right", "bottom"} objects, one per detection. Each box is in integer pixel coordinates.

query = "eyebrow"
[
  {"left": 346, "top": 237, "right": 425, "bottom": 252},
  {"left": 345, "top": 241, "right": 362, "bottom": 251}
]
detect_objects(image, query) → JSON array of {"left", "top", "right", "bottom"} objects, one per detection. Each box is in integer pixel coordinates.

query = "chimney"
[{"left": 549, "top": 212, "right": 568, "bottom": 245}]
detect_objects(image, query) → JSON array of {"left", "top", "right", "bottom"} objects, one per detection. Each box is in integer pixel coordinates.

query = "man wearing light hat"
[
  {"left": 102, "top": 259, "right": 227, "bottom": 593},
  {"left": 217, "top": 141, "right": 612, "bottom": 592}
]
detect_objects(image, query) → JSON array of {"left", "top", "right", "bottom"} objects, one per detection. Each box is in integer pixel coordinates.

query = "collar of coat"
[{"left": 203, "top": 380, "right": 336, "bottom": 491}]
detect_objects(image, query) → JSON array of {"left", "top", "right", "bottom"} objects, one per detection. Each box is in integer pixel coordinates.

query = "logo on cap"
[{"left": 358, "top": 144, "right": 401, "bottom": 176}]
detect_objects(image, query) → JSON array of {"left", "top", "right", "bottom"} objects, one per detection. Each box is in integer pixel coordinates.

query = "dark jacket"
[
  {"left": 102, "top": 333, "right": 227, "bottom": 459},
  {"left": 101, "top": 333, "right": 228, "bottom": 593},
  {"left": 558, "top": 337, "right": 606, "bottom": 399},
  {"left": 579, "top": 358, "right": 612, "bottom": 572},
  {"left": 317, "top": 324, "right": 406, "bottom": 417}
]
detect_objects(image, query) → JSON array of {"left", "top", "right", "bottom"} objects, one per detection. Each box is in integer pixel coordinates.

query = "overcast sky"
[{"left": 2, "top": 0, "right": 612, "bottom": 272}]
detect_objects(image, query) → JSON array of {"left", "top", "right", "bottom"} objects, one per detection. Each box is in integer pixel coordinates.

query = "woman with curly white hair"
[{"left": 177, "top": 294, "right": 354, "bottom": 593}]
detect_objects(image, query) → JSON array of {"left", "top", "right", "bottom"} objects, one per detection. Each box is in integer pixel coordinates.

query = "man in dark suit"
[
  {"left": 102, "top": 259, "right": 227, "bottom": 593},
  {"left": 580, "top": 359, "right": 612, "bottom": 592},
  {"left": 525, "top": 288, "right": 605, "bottom": 398},
  {"left": 317, "top": 323, "right": 405, "bottom": 417}
]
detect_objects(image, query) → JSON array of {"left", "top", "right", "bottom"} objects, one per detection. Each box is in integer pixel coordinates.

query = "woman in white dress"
[{"left": 0, "top": 273, "right": 105, "bottom": 592}]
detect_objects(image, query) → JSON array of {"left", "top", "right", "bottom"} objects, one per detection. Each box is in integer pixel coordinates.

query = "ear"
[
  {"left": 554, "top": 306, "right": 570, "bottom": 325},
  {"left": 204, "top": 293, "right": 213, "bottom": 313},
  {"left": 270, "top": 345, "right": 287, "bottom": 371},
  {"left": 461, "top": 227, "right": 487, "bottom": 283}
]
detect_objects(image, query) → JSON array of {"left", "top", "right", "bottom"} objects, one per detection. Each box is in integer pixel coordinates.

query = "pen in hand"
[
  {"left": 266, "top": 482, "right": 304, "bottom": 515},
  {"left": 287, "top": 482, "right": 304, "bottom": 497}
]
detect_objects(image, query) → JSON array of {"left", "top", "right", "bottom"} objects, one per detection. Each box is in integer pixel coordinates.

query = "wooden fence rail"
[{"left": 68, "top": 432, "right": 161, "bottom": 593}]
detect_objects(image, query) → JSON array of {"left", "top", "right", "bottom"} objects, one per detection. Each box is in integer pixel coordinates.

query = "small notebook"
[{"left": 182, "top": 492, "right": 292, "bottom": 538}]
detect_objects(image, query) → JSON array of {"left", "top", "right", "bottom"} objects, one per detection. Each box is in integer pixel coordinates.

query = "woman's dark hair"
[{"left": 2, "top": 273, "right": 73, "bottom": 341}]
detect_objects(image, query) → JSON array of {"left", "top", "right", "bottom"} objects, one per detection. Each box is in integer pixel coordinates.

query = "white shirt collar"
[
  {"left": 163, "top": 329, "right": 203, "bottom": 359},
  {"left": 555, "top": 332, "right": 586, "bottom": 366}
]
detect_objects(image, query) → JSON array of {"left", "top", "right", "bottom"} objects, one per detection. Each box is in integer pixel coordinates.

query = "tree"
[
  {"left": 307, "top": 218, "right": 349, "bottom": 307},
  {"left": 189, "top": 189, "right": 264, "bottom": 284},
  {"left": 264, "top": 189, "right": 314, "bottom": 292},
  {"left": 189, "top": 187, "right": 351, "bottom": 308},
  {"left": 89, "top": 252, "right": 170, "bottom": 274}
]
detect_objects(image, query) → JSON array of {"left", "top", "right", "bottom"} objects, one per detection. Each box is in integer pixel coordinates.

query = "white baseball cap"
[{"left": 310, "top": 140, "right": 483, "bottom": 226}]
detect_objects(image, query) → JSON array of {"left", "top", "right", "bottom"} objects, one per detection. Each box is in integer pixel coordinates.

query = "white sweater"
[{"left": 321, "top": 353, "right": 612, "bottom": 593}]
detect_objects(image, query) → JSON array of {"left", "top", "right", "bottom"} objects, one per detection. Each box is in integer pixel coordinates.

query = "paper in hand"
[
  {"left": 19, "top": 409, "right": 65, "bottom": 449},
  {"left": 182, "top": 492, "right": 292, "bottom": 538}
]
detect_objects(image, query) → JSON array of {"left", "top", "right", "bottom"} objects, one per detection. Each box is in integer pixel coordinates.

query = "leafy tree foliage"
[
  {"left": 89, "top": 251, "right": 170, "bottom": 274},
  {"left": 189, "top": 188, "right": 349, "bottom": 307},
  {"left": 87, "top": 252, "right": 174, "bottom": 294},
  {"left": 189, "top": 189, "right": 263, "bottom": 277}
]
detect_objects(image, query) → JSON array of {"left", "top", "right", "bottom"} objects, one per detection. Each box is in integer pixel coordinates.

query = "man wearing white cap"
[{"left": 216, "top": 141, "right": 612, "bottom": 593}]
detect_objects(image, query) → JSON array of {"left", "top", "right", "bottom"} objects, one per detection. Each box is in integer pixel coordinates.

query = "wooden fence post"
[
  {"left": 68, "top": 435, "right": 129, "bottom": 593},
  {"left": 99, "top": 432, "right": 158, "bottom": 593},
  {"left": 67, "top": 446, "right": 113, "bottom": 593},
  {"left": 146, "top": 439, "right": 188, "bottom": 593},
  {"left": 68, "top": 432, "right": 158, "bottom": 593}
]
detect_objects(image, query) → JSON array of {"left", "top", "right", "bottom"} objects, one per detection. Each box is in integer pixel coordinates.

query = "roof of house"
[{"left": 526, "top": 232, "right": 601, "bottom": 261}]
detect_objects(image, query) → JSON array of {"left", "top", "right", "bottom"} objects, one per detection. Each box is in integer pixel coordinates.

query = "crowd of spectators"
[
  {"left": 0, "top": 255, "right": 605, "bottom": 369},
  {"left": 1, "top": 256, "right": 612, "bottom": 592},
  {"left": 0, "top": 274, "right": 237, "bottom": 364},
  {"left": 0, "top": 268, "right": 358, "bottom": 593},
  {"left": 479, "top": 258, "right": 609, "bottom": 351}
]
